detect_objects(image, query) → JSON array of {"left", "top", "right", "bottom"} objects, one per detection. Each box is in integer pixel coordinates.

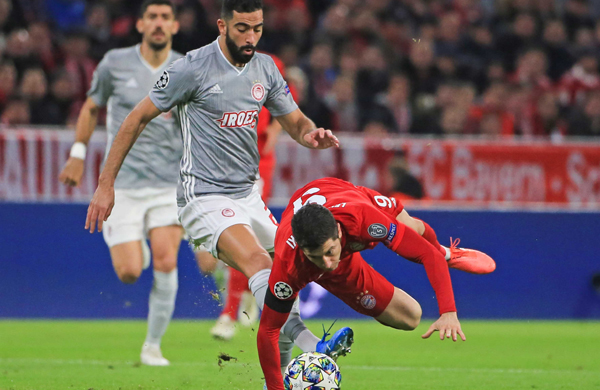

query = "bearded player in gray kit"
[
  {"left": 60, "top": 0, "right": 182, "bottom": 366},
  {"left": 85, "top": 0, "right": 354, "bottom": 375}
]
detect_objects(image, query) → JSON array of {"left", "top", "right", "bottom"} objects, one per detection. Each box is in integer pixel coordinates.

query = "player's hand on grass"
[
  {"left": 303, "top": 128, "right": 340, "bottom": 149},
  {"left": 85, "top": 181, "right": 115, "bottom": 233},
  {"left": 59, "top": 157, "right": 85, "bottom": 187},
  {"left": 421, "top": 311, "right": 466, "bottom": 342}
]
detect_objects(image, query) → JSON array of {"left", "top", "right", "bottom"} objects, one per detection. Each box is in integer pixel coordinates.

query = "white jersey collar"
[
  {"left": 136, "top": 44, "right": 173, "bottom": 74},
  {"left": 214, "top": 37, "right": 251, "bottom": 76}
]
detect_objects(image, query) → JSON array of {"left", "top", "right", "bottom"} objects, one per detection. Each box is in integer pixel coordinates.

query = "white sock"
[
  {"left": 249, "top": 269, "right": 320, "bottom": 352},
  {"left": 442, "top": 245, "right": 451, "bottom": 261},
  {"left": 145, "top": 269, "right": 178, "bottom": 346}
]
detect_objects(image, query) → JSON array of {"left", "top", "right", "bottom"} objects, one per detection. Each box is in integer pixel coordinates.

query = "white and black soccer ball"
[{"left": 283, "top": 352, "right": 341, "bottom": 390}]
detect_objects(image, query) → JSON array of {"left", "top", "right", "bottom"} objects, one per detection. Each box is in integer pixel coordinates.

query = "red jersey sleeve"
[{"left": 257, "top": 250, "right": 300, "bottom": 390}]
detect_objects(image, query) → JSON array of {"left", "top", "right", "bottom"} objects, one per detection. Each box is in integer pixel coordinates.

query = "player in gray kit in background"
[
  {"left": 85, "top": 0, "right": 352, "bottom": 378},
  {"left": 59, "top": 0, "right": 182, "bottom": 366}
]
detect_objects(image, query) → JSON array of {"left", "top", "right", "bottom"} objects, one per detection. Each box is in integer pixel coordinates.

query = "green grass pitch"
[{"left": 1, "top": 320, "right": 599, "bottom": 390}]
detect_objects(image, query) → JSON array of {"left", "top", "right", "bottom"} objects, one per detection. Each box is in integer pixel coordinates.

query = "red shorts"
[{"left": 316, "top": 252, "right": 395, "bottom": 318}]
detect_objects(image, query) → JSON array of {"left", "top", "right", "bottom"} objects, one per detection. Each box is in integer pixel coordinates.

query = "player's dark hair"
[
  {"left": 140, "top": 0, "right": 176, "bottom": 18},
  {"left": 221, "top": 0, "right": 263, "bottom": 20},
  {"left": 291, "top": 204, "right": 339, "bottom": 251}
]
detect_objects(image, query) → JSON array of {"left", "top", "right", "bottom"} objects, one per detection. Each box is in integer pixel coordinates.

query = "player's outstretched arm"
[
  {"left": 59, "top": 97, "right": 101, "bottom": 187},
  {"left": 421, "top": 311, "right": 466, "bottom": 342},
  {"left": 275, "top": 108, "right": 340, "bottom": 149},
  {"left": 85, "top": 97, "right": 161, "bottom": 233}
]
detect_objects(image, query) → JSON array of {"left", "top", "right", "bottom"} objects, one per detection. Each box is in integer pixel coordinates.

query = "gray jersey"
[
  {"left": 149, "top": 38, "right": 298, "bottom": 206},
  {"left": 88, "top": 45, "right": 183, "bottom": 189}
]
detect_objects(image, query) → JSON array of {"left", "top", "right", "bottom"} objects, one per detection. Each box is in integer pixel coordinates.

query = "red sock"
[
  {"left": 415, "top": 219, "right": 446, "bottom": 258},
  {"left": 221, "top": 268, "right": 247, "bottom": 320}
]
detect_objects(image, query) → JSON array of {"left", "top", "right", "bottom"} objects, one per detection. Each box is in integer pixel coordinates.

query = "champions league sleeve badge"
[{"left": 155, "top": 70, "right": 170, "bottom": 90}]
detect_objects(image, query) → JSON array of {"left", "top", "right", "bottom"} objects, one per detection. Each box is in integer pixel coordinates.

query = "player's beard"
[
  {"left": 225, "top": 30, "right": 256, "bottom": 64},
  {"left": 149, "top": 40, "right": 168, "bottom": 51}
]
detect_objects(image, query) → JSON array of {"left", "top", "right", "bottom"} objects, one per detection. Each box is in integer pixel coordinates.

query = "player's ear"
[
  {"left": 171, "top": 19, "right": 180, "bottom": 35},
  {"left": 337, "top": 223, "right": 342, "bottom": 239},
  {"left": 217, "top": 19, "right": 227, "bottom": 35},
  {"left": 136, "top": 18, "right": 144, "bottom": 34}
]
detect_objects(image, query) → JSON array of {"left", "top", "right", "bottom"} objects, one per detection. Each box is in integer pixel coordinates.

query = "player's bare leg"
[
  {"left": 195, "top": 249, "right": 218, "bottom": 275},
  {"left": 140, "top": 225, "right": 182, "bottom": 366},
  {"left": 396, "top": 209, "right": 496, "bottom": 274},
  {"left": 375, "top": 287, "right": 422, "bottom": 330},
  {"left": 110, "top": 241, "right": 145, "bottom": 284}
]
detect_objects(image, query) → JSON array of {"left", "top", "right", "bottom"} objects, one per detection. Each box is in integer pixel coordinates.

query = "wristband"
[{"left": 70, "top": 142, "right": 86, "bottom": 160}]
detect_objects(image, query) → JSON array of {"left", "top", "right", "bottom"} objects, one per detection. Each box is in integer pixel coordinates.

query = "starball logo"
[{"left": 216, "top": 110, "right": 259, "bottom": 128}]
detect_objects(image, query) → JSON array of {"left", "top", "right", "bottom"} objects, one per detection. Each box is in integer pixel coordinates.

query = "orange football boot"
[{"left": 447, "top": 238, "right": 496, "bottom": 274}]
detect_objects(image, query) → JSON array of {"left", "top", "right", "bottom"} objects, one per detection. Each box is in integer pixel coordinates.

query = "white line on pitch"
[{"left": 0, "top": 358, "right": 597, "bottom": 375}]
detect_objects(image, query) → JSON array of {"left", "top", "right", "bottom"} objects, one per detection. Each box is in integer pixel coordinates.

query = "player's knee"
[
  {"left": 239, "top": 250, "right": 272, "bottom": 278},
  {"left": 403, "top": 304, "right": 422, "bottom": 330},
  {"left": 116, "top": 268, "right": 141, "bottom": 284},
  {"left": 153, "top": 254, "right": 177, "bottom": 273}
]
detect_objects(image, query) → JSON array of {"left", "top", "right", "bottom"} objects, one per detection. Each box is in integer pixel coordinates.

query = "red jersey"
[{"left": 257, "top": 178, "right": 456, "bottom": 390}]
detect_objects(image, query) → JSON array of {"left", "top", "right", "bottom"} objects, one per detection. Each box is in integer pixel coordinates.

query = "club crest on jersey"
[
  {"left": 360, "top": 294, "right": 377, "bottom": 310},
  {"left": 155, "top": 70, "right": 169, "bottom": 89},
  {"left": 221, "top": 208, "right": 235, "bottom": 217},
  {"left": 251, "top": 82, "right": 265, "bottom": 101},
  {"left": 368, "top": 223, "right": 388, "bottom": 239},
  {"left": 274, "top": 282, "right": 293, "bottom": 299},
  {"left": 216, "top": 110, "right": 258, "bottom": 128}
]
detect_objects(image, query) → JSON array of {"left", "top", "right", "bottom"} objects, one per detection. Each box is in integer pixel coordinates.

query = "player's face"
[
  {"left": 219, "top": 10, "right": 263, "bottom": 64},
  {"left": 302, "top": 227, "right": 343, "bottom": 272},
  {"left": 137, "top": 5, "right": 179, "bottom": 51}
]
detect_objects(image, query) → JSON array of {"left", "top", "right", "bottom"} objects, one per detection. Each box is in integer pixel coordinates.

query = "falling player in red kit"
[{"left": 257, "top": 177, "right": 495, "bottom": 390}]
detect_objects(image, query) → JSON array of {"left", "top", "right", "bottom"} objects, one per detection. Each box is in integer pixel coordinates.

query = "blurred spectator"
[
  {"left": 1, "top": 98, "right": 31, "bottom": 125},
  {"left": 356, "top": 45, "right": 389, "bottom": 111},
  {"left": 563, "top": 0, "right": 595, "bottom": 39},
  {"left": 557, "top": 52, "right": 600, "bottom": 107},
  {"left": 410, "top": 81, "right": 457, "bottom": 135},
  {"left": 60, "top": 31, "right": 95, "bottom": 103},
  {"left": 369, "top": 73, "right": 412, "bottom": 133},
  {"left": 304, "top": 42, "right": 336, "bottom": 100},
  {"left": 5, "top": 29, "right": 40, "bottom": 74},
  {"left": 325, "top": 75, "right": 358, "bottom": 132},
  {"left": 28, "top": 22, "right": 57, "bottom": 72},
  {"left": 496, "top": 13, "right": 539, "bottom": 73},
  {"left": 86, "top": 3, "right": 113, "bottom": 61},
  {"left": 509, "top": 47, "right": 552, "bottom": 94},
  {"left": 467, "top": 82, "right": 515, "bottom": 135},
  {"left": 172, "top": 3, "right": 215, "bottom": 55},
  {"left": 399, "top": 40, "right": 442, "bottom": 101},
  {"left": 19, "top": 67, "right": 56, "bottom": 125},
  {"left": 439, "top": 106, "right": 468, "bottom": 135},
  {"left": 44, "top": 70, "right": 77, "bottom": 125},
  {"left": 0, "top": 60, "right": 17, "bottom": 107},
  {"left": 286, "top": 66, "right": 333, "bottom": 130},
  {"left": 521, "top": 92, "right": 566, "bottom": 139},
  {"left": 435, "top": 12, "right": 462, "bottom": 58},
  {"left": 542, "top": 19, "right": 573, "bottom": 81},
  {"left": 568, "top": 91, "right": 600, "bottom": 137}
]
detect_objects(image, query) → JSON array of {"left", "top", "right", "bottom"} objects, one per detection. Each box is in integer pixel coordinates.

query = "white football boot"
[
  {"left": 210, "top": 314, "right": 236, "bottom": 340},
  {"left": 140, "top": 343, "right": 170, "bottom": 366}
]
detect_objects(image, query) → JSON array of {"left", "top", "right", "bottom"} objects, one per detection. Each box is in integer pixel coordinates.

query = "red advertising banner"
[{"left": 1, "top": 129, "right": 599, "bottom": 208}]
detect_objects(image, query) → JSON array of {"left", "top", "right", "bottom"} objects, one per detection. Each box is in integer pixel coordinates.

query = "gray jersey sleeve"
[
  {"left": 87, "top": 55, "right": 113, "bottom": 107},
  {"left": 264, "top": 59, "right": 298, "bottom": 117},
  {"left": 149, "top": 56, "right": 198, "bottom": 112}
]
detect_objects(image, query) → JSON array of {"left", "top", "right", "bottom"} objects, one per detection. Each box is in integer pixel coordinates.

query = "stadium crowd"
[{"left": 1, "top": 0, "right": 600, "bottom": 137}]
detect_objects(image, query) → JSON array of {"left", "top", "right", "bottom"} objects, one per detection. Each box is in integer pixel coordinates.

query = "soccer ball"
[{"left": 283, "top": 352, "right": 342, "bottom": 390}]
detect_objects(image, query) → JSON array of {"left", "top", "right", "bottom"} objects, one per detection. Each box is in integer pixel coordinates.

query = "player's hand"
[
  {"left": 85, "top": 181, "right": 115, "bottom": 233},
  {"left": 58, "top": 157, "right": 85, "bottom": 187},
  {"left": 421, "top": 311, "right": 466, "bottom": 342},
  {"left": 303, "top": 128, "right": 340, "bottom": 149}
]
